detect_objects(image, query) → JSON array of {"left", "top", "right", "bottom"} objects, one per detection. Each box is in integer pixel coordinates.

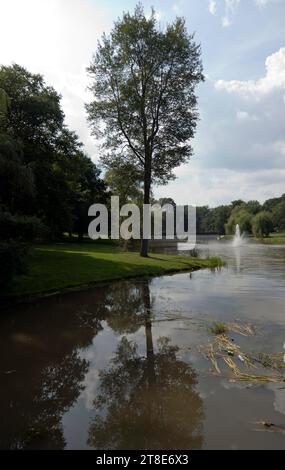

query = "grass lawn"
[
  {"left": 5, "top": 242, "right": 223, "bottom": 299},
  {"left": 255, "top": 237, "right": 285, "bottom": 244}
]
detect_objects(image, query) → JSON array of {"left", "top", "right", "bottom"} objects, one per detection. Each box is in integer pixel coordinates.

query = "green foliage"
[
  {"left": 0, "top": 64, "right": 108, "bottom": 240},
  {"left": 0, "top": 241, "right": 28, "bottom": 288},
  {"left": 211, "top": 322, "right": 228, "bottom": 335},
  {"left": 196, "top": 206, "right": 211, "bottom": 233},
  {"left": 211, "top": 205, "right": 231, "bottom": 234},
  {"left": 252, "top": 211, "right": 274, "bottom": 238},
  {"left": 0, "top": 88, "right": 10, "bottom": 123},
  {"left": 0, "top": 64, "right": 63, "bottom": 147},
  {"left": 263, "top": 194, "right": 285, "bottom": 213},
  {"left": 195, "top": 195, "right": 284, "bottom": 236},
  {"left": 231, "top": 200, "right": 245, "bottom": 209},
  {"left": 225, "top": 208, "right": 253, "bottom": 235},
  {"left": 272, "top": 200, "right": 285, "bottom": 232},
  {"left": 87, "top": 4, "right": 204, "bottom": 255},
  {"left": 0, "top": 64, "right": 109, "bottom": 287},
  {"left": 0, "top": 211, "right": 49, "bottom": 242},
  {"left": 0, "top": 210, "right": 48, "bottom": 287},
  {"left": 0, "top": 133, "right": 35, "bottom": 213},
  {"left": 104, "top": 159, "right": 143, "bottom": 205},
  {"left": 243, "top": 200, "right": 261, "bottom": 215},
  {"left": 87, "top": 4, "right": 203, "bottom": 182}
]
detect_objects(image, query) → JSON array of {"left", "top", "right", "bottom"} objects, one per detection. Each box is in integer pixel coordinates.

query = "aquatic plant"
[{"left": 210, "top": 322, "right": 228, "bottom": 335}]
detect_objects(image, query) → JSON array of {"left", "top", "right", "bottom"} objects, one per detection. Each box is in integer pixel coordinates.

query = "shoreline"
[{"left": 1, "top": 243, "right": 223, "bottom": 307}]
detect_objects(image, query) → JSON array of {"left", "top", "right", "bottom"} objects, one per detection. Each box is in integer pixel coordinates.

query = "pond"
[{"left": 1, "top": 238, "right": 285, "bottom": 449}]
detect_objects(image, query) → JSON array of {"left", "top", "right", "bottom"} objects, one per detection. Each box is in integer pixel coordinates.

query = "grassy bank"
[
  {"left": 254, "top": 237, "right": 285, "bottom": 244},
  {"left": 5, "top": 243, "right": 223, "bottom": 299}
]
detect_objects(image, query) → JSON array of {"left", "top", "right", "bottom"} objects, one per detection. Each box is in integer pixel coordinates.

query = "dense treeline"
[
  {"left": 0, "top": 64, "right": 108, "bottom": 286},
  {"left": 196, "top": 196, "right": 285, "bottom": 237}
]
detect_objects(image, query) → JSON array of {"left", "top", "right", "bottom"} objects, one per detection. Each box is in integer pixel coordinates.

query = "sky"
[{"left": 0, "top": 0, "right": 284, "bottom": 207}]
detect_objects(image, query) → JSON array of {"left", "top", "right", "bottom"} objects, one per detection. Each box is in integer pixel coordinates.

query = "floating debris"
[
  {"left": 208, "top": 344, "right": 221, "bottom": 374},
  {"left": 253, "top": 422, "right": 285, "bottom": 434},
  {"left": 200, "top": 321, "right": 285, "bottom": 384},
  {"left": 228, "top": 322, "right": 255, "bottom": 337}
]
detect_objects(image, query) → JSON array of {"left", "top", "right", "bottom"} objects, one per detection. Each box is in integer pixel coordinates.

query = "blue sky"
[{"left": 1, "top": 0, "right": 284, "bottom": 206}]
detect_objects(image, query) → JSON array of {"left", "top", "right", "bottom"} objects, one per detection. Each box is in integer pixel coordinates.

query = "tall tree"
[{"left": 86, "top": 4, "right": 204, "bottom": 256}]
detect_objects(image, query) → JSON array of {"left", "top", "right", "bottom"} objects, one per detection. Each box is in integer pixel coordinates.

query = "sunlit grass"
[{"left": 6, "top": 242, "right": 223, "bottom": 298}]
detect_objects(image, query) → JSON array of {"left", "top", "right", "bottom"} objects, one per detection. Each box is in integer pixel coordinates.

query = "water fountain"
[{"left": 232, "top": 224, "right": 244, "bottom": 247}]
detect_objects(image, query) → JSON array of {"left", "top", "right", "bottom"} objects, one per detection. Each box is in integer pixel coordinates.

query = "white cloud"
[
  {"left": 224, "top": 0, "right": 241, "bottom": 16},
  {"left": 255, "top": 139, "right": 285, "bottom": 159},
  {"left": 222, "top": 16, "right": 231, "bottom": 27},
  {"left": 215, "top": 48, "right": 285, "bottom": 98},
  {"left": 254, "top": 0, "right": 270, "bottom": 6},
  {"left": 254, "top": 0, "right": 283, "bottom": 7},
  {"left": 208, "top": 1, "right": 217, "bottom": 15},
  {"left": 155, "top": 165, "right": 285, "bottom": 206},
  {"left": 172, "top": 2, "right": 183, "bottom": 14},
  {"left": 236, "top": 110, "right": 259, "bottom": 121},
  {"left": 208, "top": 0, "right": 281, "bottom": 27},
  {"left": 207, "top": 0, "right": 240, "bottom": 27}
]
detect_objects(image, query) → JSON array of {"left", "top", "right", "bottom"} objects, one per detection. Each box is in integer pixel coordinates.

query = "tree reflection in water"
[
  {"left": 88, "top": 281, "right": 204, "bottom": 450},
  {"left": 0, "top": 293, "right": 104, "bottom": 450},
  {"left": 0, "top": 279, "right": 204, "bottom": 450}
]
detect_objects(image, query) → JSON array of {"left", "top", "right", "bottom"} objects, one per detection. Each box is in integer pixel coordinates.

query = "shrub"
[
  {"left": 0, "top": 241, "right": 28, "bottom": 288},
  {"left": 0, "top": 211, "right": 49, "bottom": 242}
]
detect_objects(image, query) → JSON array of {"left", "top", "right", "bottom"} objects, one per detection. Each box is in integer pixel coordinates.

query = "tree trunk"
[
  {"left": 140, "top": 163, "right": 151, "bottom": 257},
  {"left": 142, "top": 281, "right": 155, "bottom": 449}
]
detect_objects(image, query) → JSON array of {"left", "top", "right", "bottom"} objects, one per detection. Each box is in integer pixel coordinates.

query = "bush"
[
  {"left": 0, "top": 241, "right": 28, "bottom": 288},
  {"left": 252, "top": 211, "right": 273, "bottom": 238},
  {"left": 0, "top": 211, "right": 49, "bottom": 242}
]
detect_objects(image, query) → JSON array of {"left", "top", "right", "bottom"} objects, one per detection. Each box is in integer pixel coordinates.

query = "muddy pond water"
[{"left": 1, "top": 238, "right": 285, "bottom": 449}]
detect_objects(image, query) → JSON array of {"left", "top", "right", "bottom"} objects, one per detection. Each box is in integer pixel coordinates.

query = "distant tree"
[
  {"left": 196, "top": 206, "right": 211, "bottom": 234},
  {"left": 225, "top": 208, "right": 253, "bottom": 235},
  {"left": 212, "top": 205, "right": 231, "bottom": 235},
  {"left": 272, "top": 200, "right": 285, "bottom": 232},
  {"left": 231, "top": 200, "right": 245, "bottom": 210},
  {"left": 244, "top": 200, "right": 261, "bottom": 215},
  {"left": 252, "top": 211, "right": 274, "bottom": 238},
  {"left": 86, "top": 4, "right": 204, "bottom": 256},
  {"left": 263, "top": 194, "right": 285, "bottom": 213}
]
